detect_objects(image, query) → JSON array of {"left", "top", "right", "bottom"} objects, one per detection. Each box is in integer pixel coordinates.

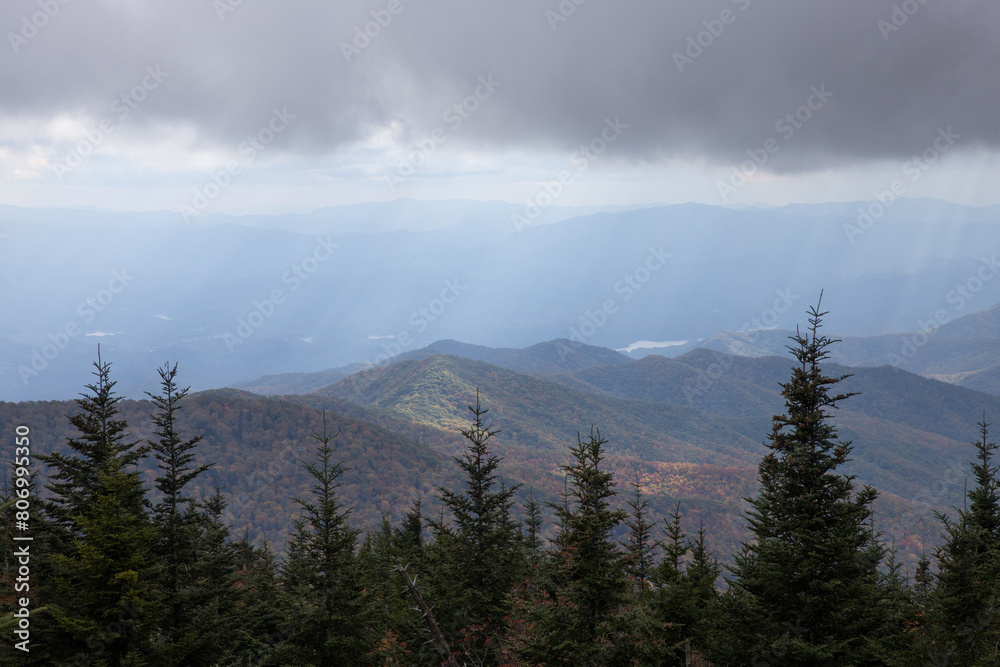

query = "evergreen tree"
[
  {"left": 655, "top": 504, "right": 688, "bottom": 591},
  {"left": 867, "top": 541, "right": 925, "bottom": 665},
  {"left": 51, "top": 467, "right": 154, "bottom": 665},
  {"left": 183, "top": 487, "right": 241, "bottom": 666},
  {"left": 515, "top": 427, "right": 635, "bottom": 666},
  {"left": 683, "top": 524, "right": 722, "bottom": 655},
  {"left": 356, "top": 516, "right": 425, "bottom": 667},
  {"left": 393, "top": 496, "right": 425, "bottom": 569},
  {"left": 928, "top": 416, "right": 1000, "bottom": 663},
  {"left": 719, "top": 298, "right": 888, "bottom": 666},
  {"left": 968, "top": 417, "right": 1000, "bottom": 541},
  {"left": 912, "top": 553, "right": 933, "bottom": 609},
  {"left": 145, "top": 363, "right": 214, "bottom": 664},
  {"left": 651, "top": 509, "right": 721, "bottom": 664},
  {"left": 522, "top": 488, "right": 545, "bottom": 566},
  {"left": 624, "top": 474, "right": 656, "bottom": 587},
  {"left": 228, "top": 537, "right": 293, "bottom": 667},
  {"left": 35, "top": 351, "right": 154, "bottom": 665},
  {"left": 427, "top": 390, "right": 523, "bottom": 664},
  {"left": 892, "top": 553, "right": 936, "bottom": 666},
  {"left": 39, "top": 348, "right": 146, "bottom": 531},
  {"left": 279, "top": 413, "right": 371, "bottom": 665},
  {"left": 651, "top": 502, "right": 690, "bottom": 665}
]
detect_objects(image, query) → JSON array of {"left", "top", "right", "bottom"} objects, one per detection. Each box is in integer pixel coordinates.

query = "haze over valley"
[{"left": 3, "top": 2, "right": 1000, "bottom": 662}]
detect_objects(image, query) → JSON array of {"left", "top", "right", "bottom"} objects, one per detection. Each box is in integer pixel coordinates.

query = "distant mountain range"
[
  {"left": 661, "top": 301, "right": 1000, "bottom": 396},
  {"left": 3, "top": 198, "right": 999, "bottom": 402},
  {"left": 235, "top": 298, "right": 1000, "bottom": 401},
  {"left": 234, "top": 338, "right": 632, "bottom": 395},
  {"left": 210, "top": 330, "right": 1000, "bottom": 566}
]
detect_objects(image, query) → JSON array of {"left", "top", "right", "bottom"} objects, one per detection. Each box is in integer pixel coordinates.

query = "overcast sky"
[{"left": 1, "top": 0, "right": 998, "bottom": 215}]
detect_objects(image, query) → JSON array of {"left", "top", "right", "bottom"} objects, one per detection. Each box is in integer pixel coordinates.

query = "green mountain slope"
[
  {"left": 320, "top": 354, "right": 763, "bottom": 467},
  {"left": 234, "top": 338, "right": 630, "bottom": 396},
  {"left": 314, "top": 352, "right": 992, "bottom": 564}
]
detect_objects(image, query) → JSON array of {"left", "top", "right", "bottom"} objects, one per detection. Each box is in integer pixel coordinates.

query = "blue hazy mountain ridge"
[
  {"left": 237, "top": 290, "right": 1000, "bottom": 405},
  {"left": 1, "top": 198, "right": 998, "bottom": 401},
  {"left": 666, "top": 301, "right": 1000, "bottom": 395}
]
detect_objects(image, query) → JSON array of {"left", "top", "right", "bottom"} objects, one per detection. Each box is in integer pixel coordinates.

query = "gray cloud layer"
[{"left": 2, "top": 0, "right": 996, "bottom": 171}]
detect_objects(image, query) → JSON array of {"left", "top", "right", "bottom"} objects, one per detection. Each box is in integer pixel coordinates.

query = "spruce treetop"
[{"left": 727, "top": 296, "right": 886, "bottom": 664}]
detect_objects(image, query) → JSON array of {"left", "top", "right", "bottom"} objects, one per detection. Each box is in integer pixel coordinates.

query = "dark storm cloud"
[{"left": 1, "top": 0, "right": 996, "bottom": 170}]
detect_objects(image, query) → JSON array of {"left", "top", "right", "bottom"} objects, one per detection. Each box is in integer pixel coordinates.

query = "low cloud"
[{"left": 0, "top": 0, "right": 996, "bottom": 174}]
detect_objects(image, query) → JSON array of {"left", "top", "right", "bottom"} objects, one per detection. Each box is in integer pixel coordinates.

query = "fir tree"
[
  {"left": 624, "top": 474, "right": 656, "bottom": 586},
  {"left": 928, "top": 416, "right": 1000, "bottom": 663},
  {"left": 867, "top": 541, "right": 925, "bottom": 665},
  {"left": 651, "top": 501, "right": 690, "bottom": 665},
  {"left": 683, "top": 524, "right": 722, "bottom": 652},
  {"left": 393, "top": 496, "right": 425, "bottom": 568},
  {"left": 522, "top": 488, "right": 545, "bottom": 566},
  {"left": 968, "top": 416, "right": 1000, "bottom": 542},
  {"left": 228, "top": 537, "right": 293, "bottom": 666},
  {"left": 35, "top": 350, "right": 154, "bottom": 665},
  {"left": 652, "top": 509, "right": 721, "bottom": 664},
  {"left": 655, "top": 503, "right": 688, "bottom": 590},
  {"left": 183, "top": 487, "right": 241, "bottom": 666},
  {"left": 427, "top": 390, "right": 523, "bottom": 664},
  {"left": 51, "top": 467, "right": 154, "bottom": 664},
  {"left": 357, "top": 516, "right": 427, "bottom": 667},
  {"left": 720, "top": 298, "right": 888, "bottom": 666},
  {"left": 145, "top": 362, "right": 213, "bottom": 663},
  {"left": 516, "top": 427, "right": 635, "bottom": 666},
  {"left": 39, "top": 348, "right": 146, "bottom": 531},
  {"left": 279, "top": 412, "right": 371, "bottom": 665}
]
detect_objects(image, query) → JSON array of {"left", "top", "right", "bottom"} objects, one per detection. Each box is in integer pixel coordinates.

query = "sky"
[{"left": 1, "top": 0, "right": 999, "bottom": 217}]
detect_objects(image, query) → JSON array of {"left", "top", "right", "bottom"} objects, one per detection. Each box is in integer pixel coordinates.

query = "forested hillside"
[
  {"left": 5, "top": 307, "right": 1000, "bottom": 664},
  {"left": 0, "top": 390, "right": 461, "bottom": 554}
]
